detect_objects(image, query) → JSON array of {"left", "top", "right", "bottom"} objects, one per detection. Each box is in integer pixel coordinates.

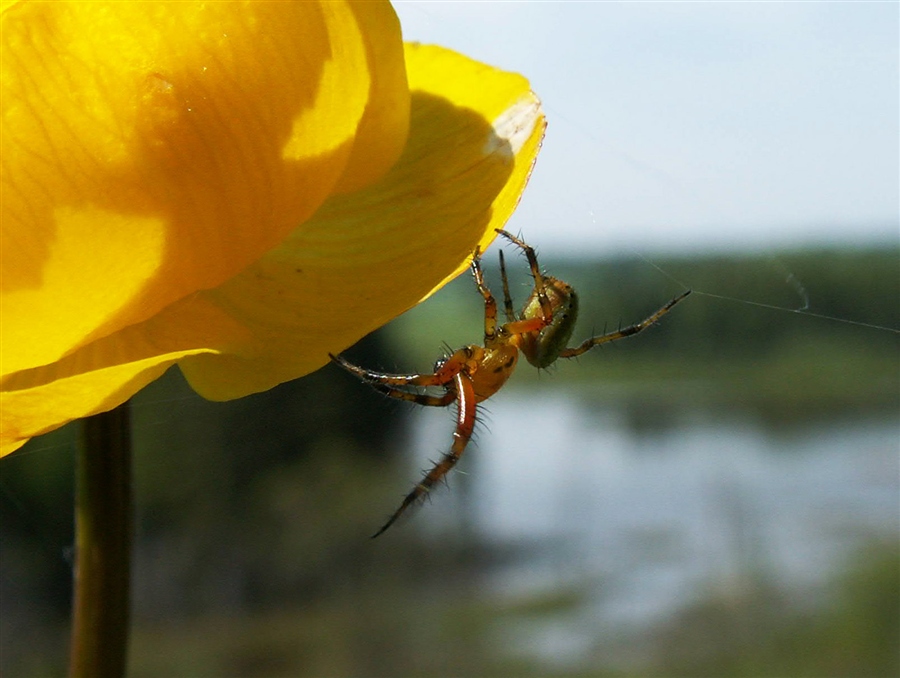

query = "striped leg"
[
  {"left": 498, "top": 249, "right": 516, "bottom": 322},
  {"left": 470, "top": 246, "right": 498, "bottom": 342},
  {"left": 559, "top": 290, "right": 692, "bottom": 358},
  {"left": 330, "top": 351, "right": 466, "bottom": 388},
  {"left": 496, "top": 229, "right": 553, "bottom": 322},
  {"left": 371, "top": 371, "right": 477, "bottom": 538},
  {"left": 365, "top": 382, "right": 455, "bottom": 408}
]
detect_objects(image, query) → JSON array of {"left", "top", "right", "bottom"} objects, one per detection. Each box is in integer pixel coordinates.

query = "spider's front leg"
[
  {"left": 498, "top": 249, "right": 516, "bottom": 322},
  {"left": 372, "top": 370, "right": 478, "bottom": 538},
  {"left": 364, "top": 385, "right": 456, "bottom": 408},
  {"left": 470, "top": 245, "right": 498, "bottom": 343},
  {"left": 330, "top": 346, "right": 486, "bottom": 408},
  {"left": 496, "top": 229, "right": 553, "bottom": 323},
  {"left": 559, "top": 289, "right": 692, "bottom": 358},
  {"left": 330, "top": 350, "right": 468, "bottom": 390}
]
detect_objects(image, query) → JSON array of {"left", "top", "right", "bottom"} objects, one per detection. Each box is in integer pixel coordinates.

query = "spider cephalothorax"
[{"left": 331, "top": 230, "right": 690, "bottom": 537}]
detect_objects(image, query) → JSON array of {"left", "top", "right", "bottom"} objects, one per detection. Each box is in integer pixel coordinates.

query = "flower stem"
[{"left": 69, "top": 401, "right": 133, "bottom": 678}]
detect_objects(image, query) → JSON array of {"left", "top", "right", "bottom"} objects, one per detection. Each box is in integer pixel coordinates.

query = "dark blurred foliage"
[
  {"left": 1, "top": 246, "right": 897, "bottom": 677},
  {"left": 390, "top": 246, "right": 899, "bottom": 423},
  {"left": 2, "top": 332, "right": 408, "bottom": 673},
  {"left": 646, "top": 540, "right": 899, "bottom": 678},
  {"left": 388, "top": 246, "right": 899, "bottom": 361},
  {"left": 130, "top": 331, "right": 403, "bottom": 619}
]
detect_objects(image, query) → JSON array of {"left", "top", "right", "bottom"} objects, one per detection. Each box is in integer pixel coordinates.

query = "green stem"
[{"left": 69, "top": 401, "right": 133, "bottom": 678}]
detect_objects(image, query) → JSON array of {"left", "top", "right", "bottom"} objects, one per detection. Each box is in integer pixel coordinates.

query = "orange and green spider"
[{"left": 331, "top": 229, "right": 691, "bottom": 538}]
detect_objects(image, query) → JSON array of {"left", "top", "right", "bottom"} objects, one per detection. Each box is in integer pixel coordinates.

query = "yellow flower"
[{"left": 0, "top": 1, "right": 545, "bottom": 456}]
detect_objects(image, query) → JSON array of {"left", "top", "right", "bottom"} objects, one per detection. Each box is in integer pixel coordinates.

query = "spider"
[{"left": 331, "top": 229, "right": 690, "bottom": 537}]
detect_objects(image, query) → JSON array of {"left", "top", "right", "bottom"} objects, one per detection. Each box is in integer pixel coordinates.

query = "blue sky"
[{"left": 394, "top": 1, "right": 899, "bottom": 255}]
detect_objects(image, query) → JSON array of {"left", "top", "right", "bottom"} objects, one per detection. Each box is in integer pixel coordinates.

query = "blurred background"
[{"left": 2, "top": 3, "right": 898, "bottom": 677}]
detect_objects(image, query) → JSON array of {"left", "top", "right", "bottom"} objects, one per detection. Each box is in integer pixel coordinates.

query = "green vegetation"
[
  {"left": 2, "top": 245, "right": 897, "bottom": 677},
  {"left": 125, "top": 540, "right": 900, "bottom": 677},
  {"left": 643, "top": 540, "right": 900, "bottom": 678},
  {"left": 385, "top": 246, "right": 900, "bottom": 423}
]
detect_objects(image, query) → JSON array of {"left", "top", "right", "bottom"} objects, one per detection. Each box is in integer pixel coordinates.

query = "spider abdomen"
[{"left": 520, "top": 277, "right": 579, "bottom": 368}]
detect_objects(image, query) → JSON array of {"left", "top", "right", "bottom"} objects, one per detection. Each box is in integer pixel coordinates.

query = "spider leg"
[
  {"left": 330, "top": 352, "right": 465, "bottom": 388},
  {"left": 498, "top": 249, "right": 516, "bottom": 322},
  {"left": 559, "top": 289, "right": 692, "bottom": 358},
  {"left": 470, "top": 246, "right": 498, "bottom": 342},
  {"left": 371, "top": 371, "right": 477, "bottom": 538},
  {"left": 365, "top": 383, "right": 456, "bottom": 408},
  {"left": 496, "top": 229, "right": 553, "bottom": 322}
]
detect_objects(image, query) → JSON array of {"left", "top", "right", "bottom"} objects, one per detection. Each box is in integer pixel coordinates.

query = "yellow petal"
[
  {"left": 1, "top": 1, "right": 398, "bottom": 376},
  {"left": 331, "top": 2, "right": 410, "bottom": 195},
  {"left": 1, "top": 42, "right": 544, "bottom": 454},
  {"left": 180, "top": 43, "right": 546, "bottom": 398},
  {"left": 0, "top": 297, "right": 248, "bottom": 455},
  {"left": 1, "top": 351, "right": 211, "bottom": 457}
]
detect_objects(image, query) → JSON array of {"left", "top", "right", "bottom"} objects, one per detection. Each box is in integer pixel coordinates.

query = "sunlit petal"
[
  {"left": 180, "top": 44, "right": 546, "bottom": 398},
  {"left": 1, "top": 1, "right": 388, "bottom": 375},
  {"left": 1, "top": 39, "right": 544, "bottom": 454}
]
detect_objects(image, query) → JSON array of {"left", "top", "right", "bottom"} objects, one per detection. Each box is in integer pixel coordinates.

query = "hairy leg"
[
  {"left": 496, "top": 229, "right": 553, "bottom": 322},
  {"left": 560, "top": 290, "right": 691, "bottom": 358},
  {"left": 371, "top": 371, "right": 477, "bottom": 538},
  {"left": 330, "top": 351, "right": 467, "bottom": 388},
  {"left": 364, "top": 383, "right": 456, "bottom": 407},
  {"left": 470, "top": 246, "right": 498, "bottom": 343},
  {"left": 498, "top": 250, "right": 516, "bottom": 322}
]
